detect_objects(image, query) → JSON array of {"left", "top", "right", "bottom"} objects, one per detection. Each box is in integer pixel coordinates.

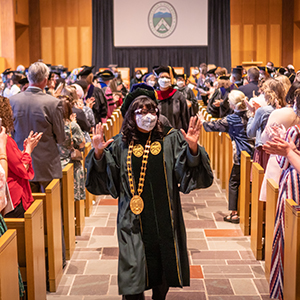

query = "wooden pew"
[
  {"left": 113, "top": 111, "right": 120, "bottom": 134},
  {"left": 5, "top": 200, "right": 46, "bottom": 300},
  {"left": 111, "top": 114, "right": 118, "bottom": 137},
  {"left": 265, "top": 178, "right": 278, "bottom": 282},
  {"left": 0, "top": 229, "right": 19, "bottom": 300},
  {"left": 224, "top": 133, "right": 233, "bottom": 198},
  {"left": 214, "top": 131, "right": 221, "bottom": 179},
  {"left": 32, "top": 179, "right": 63, "bottom": 292},
  {"left": 84, "top": 142, "right": 93, "bottom": 217},
  {"left": 219, "top": 132, "right": 227, "bottom": 189},
  {"left": 250, "top": 163, "right": 264, "bottom": 260},
  {"left": 206, "top": 114, "right": 212, "bottom": 160},
  {"left": 208, "top": 116, "right": 215, "bottom": 169},
  {"left": 62, "top": 164, "right": 76, "bottom": 259},
  {"left": 103, "top": 122, "right": 110, "bottom": 141},
  {"left": 107, "top": 118, "right": 114, "bottom": 139},
  {"left": 239, "top": 151, "right": 251, "bottom": 236},
  {"left": 116, "top": 108, "right": 123, "bottom": 127},
  {"left": 284, "top": 199, "right": 300, "bottom": 300}
]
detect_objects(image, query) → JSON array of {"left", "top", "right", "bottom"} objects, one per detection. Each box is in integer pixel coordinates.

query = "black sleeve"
[
  {"left": 72, "top": 107, "right": 91, "bottom": 132},
  {"left": 92, "top": 87, "right": 108, "bottom": 122},
  {"left": 203, "top": 117, "right": 229, "bottom": 133}
]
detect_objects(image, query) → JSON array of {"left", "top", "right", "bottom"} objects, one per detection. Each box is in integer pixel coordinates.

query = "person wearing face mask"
[
  {"left": 144, "top": 73, "right": 157, "bottom": 89},
  {"left": 175, "top": 74, "right": 198, "bottom": 116},
  {"left": 153, "top": 66, "right": 190, "bottom": 132},
  {"left": 85, "top": 83, "right": 213, "bottom": 300},
  {"left": 188, "top": 66, "right": 200, "bottom": 85},
  {"left": 131, "top": 70, "right": 143, "bottom": 88}
]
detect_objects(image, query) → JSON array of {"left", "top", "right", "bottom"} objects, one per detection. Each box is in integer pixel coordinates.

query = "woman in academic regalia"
[{"left": 85, "top": 83, "right": 213, "bottom": 300}]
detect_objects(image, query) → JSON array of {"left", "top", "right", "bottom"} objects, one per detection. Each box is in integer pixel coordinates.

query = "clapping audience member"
[
  {"left": 78, "top": 66, "right": 108, "bottom": 124},
  {"left": 58, "top": 97, "right": 86, "bottom": 202},
  {"left": 262, "top": 89, "right": 300, "bottom": 300},
  {"left": 239, "top": 67, "right": 260, "bottom": 99},
  {"left": 201, "top": 90, "right": 254, "bottom": 223},
  {"left": 246, "top": 78, "right": 285, "bottom": 169},
  {"left": 61, "top": 85, "right": 91, "bottom": 134},
  {"left": 258, "top": 84, "right": 300, "bottom": 202},
  {"left": 0, "top": 125, "right": 25, "bottom": 297},
  {"left": 0, "top": 96, "right": 43, "bottom": 218}
]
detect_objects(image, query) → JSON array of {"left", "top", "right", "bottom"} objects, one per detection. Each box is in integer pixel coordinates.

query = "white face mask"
[
  {"left": 135, "top": 113, "right": 158, "bottom": 132},
  {"left": 177, "top": 81, "right": 184, "bottom": 88},
  {"left": 158, "top": 77, "right": 171, "bottom": 88},
  {"left": 136, "top": 74, "right": 142, "bottom": 79},
  {"left": 192, "top": 69, "right": 199, "bottom": 75},
  {"left": 293, "top": 102, "right": 300, "bottom": 116},
  {"left": 187, "top": 83, "right": 195, "bottom": 90},
  {"left": 147, "top": 80, "right": 156, "bottom": 87}
]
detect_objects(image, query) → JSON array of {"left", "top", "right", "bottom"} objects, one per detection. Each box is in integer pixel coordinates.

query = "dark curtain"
[
  {"left": 208, "top": 0, "right": 231, "bottom": 71},
  {"left": 92, "top": 0, "right": 231, "bottom": 76}
]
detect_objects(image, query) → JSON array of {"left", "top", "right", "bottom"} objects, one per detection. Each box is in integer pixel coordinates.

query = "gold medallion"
[
  {"left": 133, "top": 144, "right": 144, "bottom": 157},
  {"left": 150, "top": 141, "right": 161, "bottom": 155},
  {"left": 130, "top": 195, "right": 144, "bottom": 215}
]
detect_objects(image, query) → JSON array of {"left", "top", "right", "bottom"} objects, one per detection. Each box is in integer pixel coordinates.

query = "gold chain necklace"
[{"left": 127, "top": 133, "right": 152, "bottom": 215}]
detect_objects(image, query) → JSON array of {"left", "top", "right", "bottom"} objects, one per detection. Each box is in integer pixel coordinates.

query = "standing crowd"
[{"left": 0, "top": 61, "right": 299, "bottom": 300}]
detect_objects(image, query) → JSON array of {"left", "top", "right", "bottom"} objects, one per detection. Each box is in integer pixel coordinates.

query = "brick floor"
[{"left": 47, "top": 180, "right": 270, "bottom": 300}]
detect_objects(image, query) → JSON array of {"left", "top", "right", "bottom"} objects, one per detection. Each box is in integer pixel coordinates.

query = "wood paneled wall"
[
  {"left": 230, "top": 0, "right": 282, "bottom": 68},
  {"left": 40, "top": 0, "right": 92, "bottom": 70},
  {"left": 0, "top": 0, "right": 16, "bottom": 70}
]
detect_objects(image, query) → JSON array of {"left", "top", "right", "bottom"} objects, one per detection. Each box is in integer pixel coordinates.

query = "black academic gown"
[{"left": 85, "top": 127, "right": 213, "bottom": 295}]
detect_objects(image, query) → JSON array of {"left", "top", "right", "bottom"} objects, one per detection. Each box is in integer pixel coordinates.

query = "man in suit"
[
  {"left": 238, "top": 67, "right": 260, "bottom": 99},
  {"left": 10, "top": 61, "right": 66, "bottom": 267},
  {"left": 9, "top": 62, "right": 65, "bottom": 192}
]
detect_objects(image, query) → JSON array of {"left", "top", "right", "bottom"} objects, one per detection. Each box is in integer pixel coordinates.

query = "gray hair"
[{"left": 27, "top": 62, "right": 49, "bottom": 84}]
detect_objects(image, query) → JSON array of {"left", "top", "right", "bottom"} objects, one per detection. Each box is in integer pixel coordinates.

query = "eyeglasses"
[{"left": 134, "top": 108, "right": 158, "bottom": 116}]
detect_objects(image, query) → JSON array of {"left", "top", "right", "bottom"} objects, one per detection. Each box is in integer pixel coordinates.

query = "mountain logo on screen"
[{"left": 148, "top": 2, "right": 177, "bottom": 38}]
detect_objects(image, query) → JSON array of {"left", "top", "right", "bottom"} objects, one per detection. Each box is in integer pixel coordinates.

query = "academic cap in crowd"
[
  {"left": 258, "top": 66, "right": 273, "bottom": 75},
  {"left": 143, "top": 72, "right": 154, "bottom": 82},
  {"left": 153, "top": 66, "right": 176, "bottom": 78},
  {"left": 95, "top": 70, "right": 115, "bottom": 81},
  {"left": 232, "top": 68, "right": 242, "bottom": 75},
  {"left": 206, "top": 67, "right": 217, "bottom": 75},
  {"left": 277, "top": 67, "right": 286, "bottom": 75},
  {"left": 121, "top": 83, "right": 158, "bottom": 117},
  {"left": 18, "top": 77, "right": 29, "bottom": 85},
  {"left": 2, "top": 68, "right": 13, "bottom": 76},
  {"left": 218, "top": 75, "right": 230, "bottom": 80},
  {"left": 78, "top": 66, "right": 94, "bottom": 77},
  {"left": 176, "top": 74, "right": 187, "bottom": 81}
]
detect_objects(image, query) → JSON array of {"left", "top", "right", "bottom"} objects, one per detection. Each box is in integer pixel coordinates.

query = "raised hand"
[
  {"left": 92, "top": 123, "right": 114, "bottom": 159},
  {"left": 180, "top": 116, "right": 202, "bottom": 155}
]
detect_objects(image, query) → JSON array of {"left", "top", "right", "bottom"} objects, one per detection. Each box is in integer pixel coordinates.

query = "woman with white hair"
[{"left": 200, "top": 90, "right": 254, "bottom": 223}]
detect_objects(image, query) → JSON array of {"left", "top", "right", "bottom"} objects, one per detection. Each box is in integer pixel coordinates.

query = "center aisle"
[{"left": 47, "top": 178, "right": 271, "bottom": 300}]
